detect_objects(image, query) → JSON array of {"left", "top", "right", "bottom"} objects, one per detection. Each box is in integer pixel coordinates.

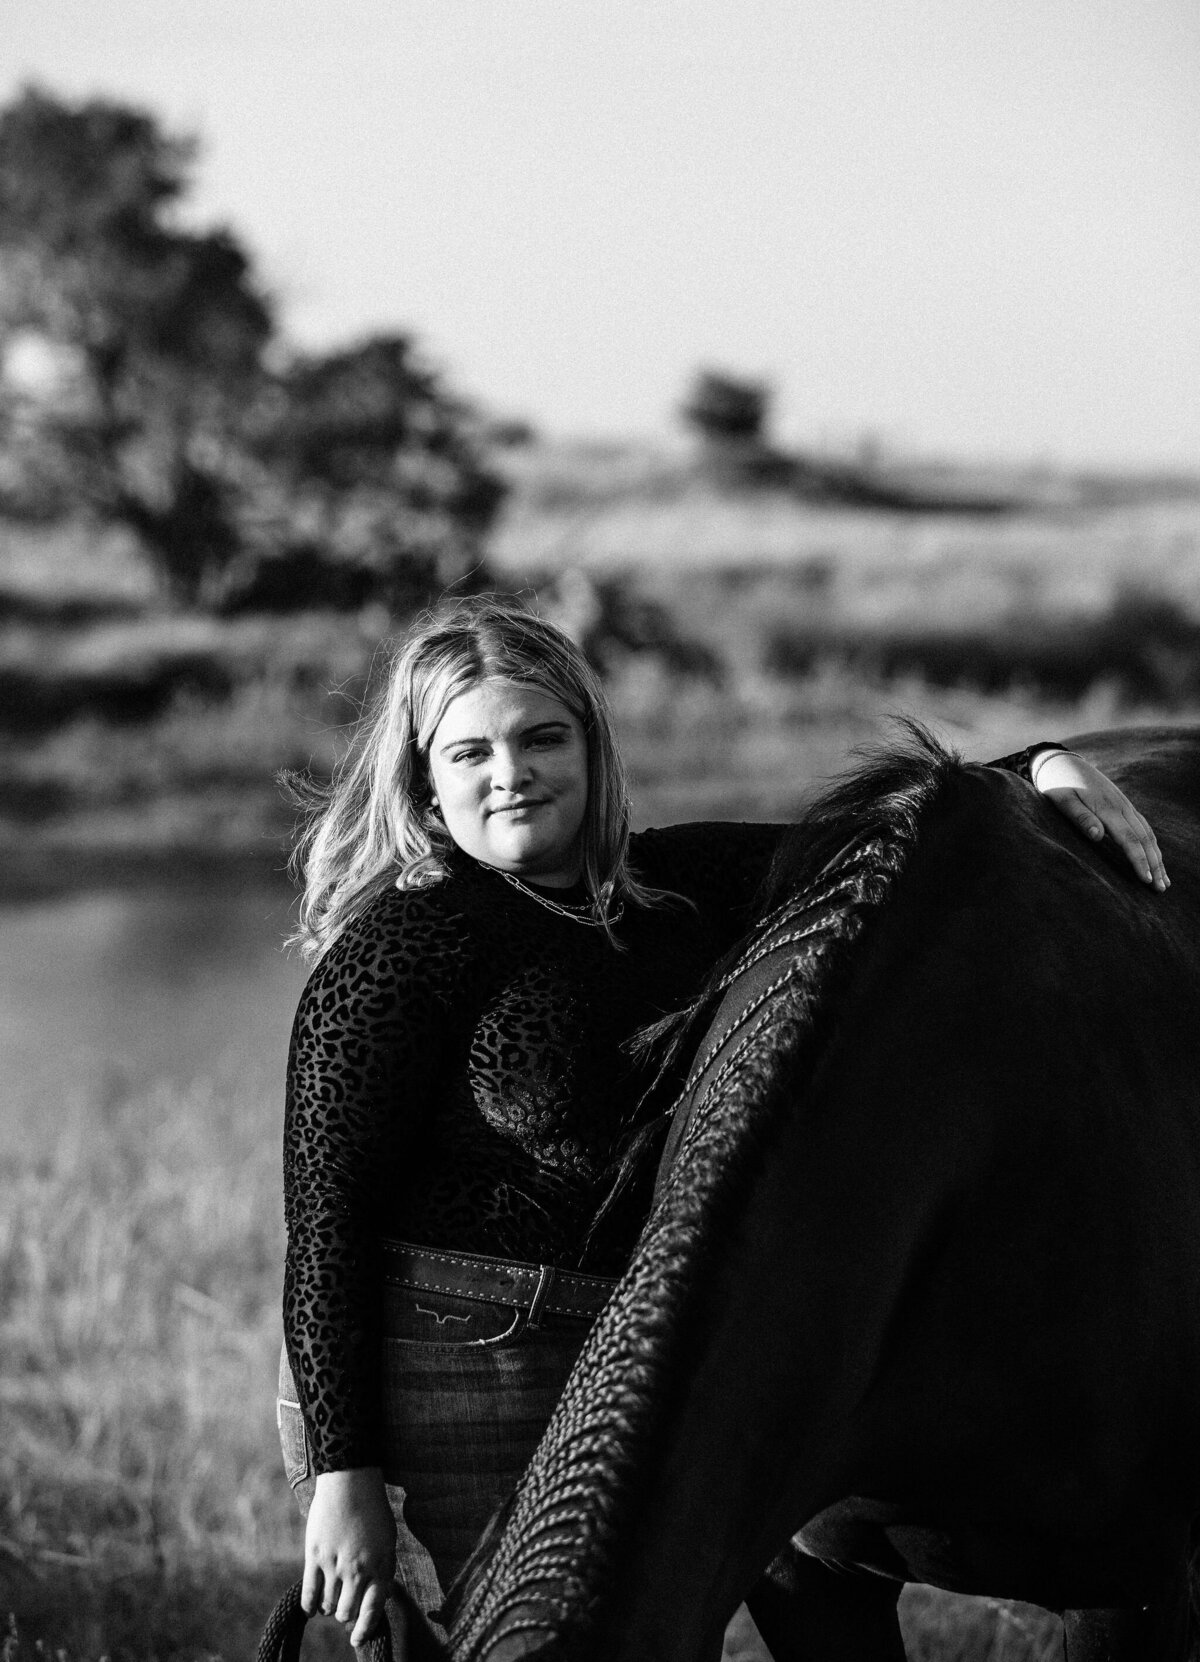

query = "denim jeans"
[{"left": 277, "top": 1280, "right": 594, "bottom": 1637}]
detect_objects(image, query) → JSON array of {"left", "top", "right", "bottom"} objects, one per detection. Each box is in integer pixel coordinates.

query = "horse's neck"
[{"left": 653, "top": 835, "right": 887, "bottom": 1206}]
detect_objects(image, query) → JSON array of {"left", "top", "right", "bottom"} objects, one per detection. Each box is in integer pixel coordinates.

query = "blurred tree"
[
  {"left": 0, "top": 85, "right": 271, "bottom": 599},
  {"left": 230, "top": 335, "right": 504, "bottom": 612},
  {"left": 679, "top": 367, "right": 801, "bottom": 491},
  {"left": 680, "top": 369, "right": 771, "bottom": 445},
  {"left": 0, "top": 85, "right": 506, "bottom": 612}
]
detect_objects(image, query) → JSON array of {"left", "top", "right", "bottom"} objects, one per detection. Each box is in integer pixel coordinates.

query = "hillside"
[{"left": 3, "top": 447, "right": 1200, "bottom": 895}]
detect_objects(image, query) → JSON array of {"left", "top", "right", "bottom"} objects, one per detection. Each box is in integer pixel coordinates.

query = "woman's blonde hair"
[{"left": 288, "top": 595, "right": 659, "bottom": 961}]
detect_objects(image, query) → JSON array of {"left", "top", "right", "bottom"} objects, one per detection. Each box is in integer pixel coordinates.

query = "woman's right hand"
[{"left": 303, "top": 1466, "right": 398, "bottom": 1649}]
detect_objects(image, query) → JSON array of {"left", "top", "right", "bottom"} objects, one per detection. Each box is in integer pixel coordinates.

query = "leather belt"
[{"left": 380, "top": 1238, "right": 618, "bottom": 1323}]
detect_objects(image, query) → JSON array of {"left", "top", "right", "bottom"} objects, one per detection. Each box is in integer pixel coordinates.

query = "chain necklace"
[{"left": 496, "top": 867, "right": 624, "bottom": 928}]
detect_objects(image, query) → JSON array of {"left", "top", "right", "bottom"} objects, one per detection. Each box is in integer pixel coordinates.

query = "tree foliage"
[
  {"left": 679, "top": 368, "right": 771, "bottom": 445},
  {"left": 0, "top": 85, "right": 504, "bottom": 609},
  {"left": 221, "top": 336, "right": 505, "bottom": 613},
  {"left": 0, "top": 86, "right": 270, "bottom": 597}
]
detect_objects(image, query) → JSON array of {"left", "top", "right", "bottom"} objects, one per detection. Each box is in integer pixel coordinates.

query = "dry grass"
[
  {"left": 0, "top": 1073, "right": 303, "bottom": 1659},
  {"left": 614, "top": 654, "right": 1191, "bottom": 828},
  {"left": 493, "top": 462, "right": 1200, "bottom": 600}
]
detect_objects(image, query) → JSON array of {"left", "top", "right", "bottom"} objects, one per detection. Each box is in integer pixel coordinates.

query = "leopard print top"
[
  {"left": 283, "top": 820, "right": 784, "bottom": 1472},
  {"left": 282, "top": 748, "right": 1051, "bottom": 1473}
]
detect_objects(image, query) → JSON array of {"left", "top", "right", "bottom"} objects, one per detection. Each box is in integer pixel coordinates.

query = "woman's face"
[{"left": 426, "top": 677, "right": 589, "bottom": 887}]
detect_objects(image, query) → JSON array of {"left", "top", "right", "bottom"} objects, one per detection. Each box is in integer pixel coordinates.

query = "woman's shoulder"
[
  {"left": 306, "top": 873, "right": 472, "bottom": 981},
  {"left": 366, "top": 873, "right": 463, "bottom": 922},
  {"left": 291, "top": 878, "right": 473, "bottom": 1043}
]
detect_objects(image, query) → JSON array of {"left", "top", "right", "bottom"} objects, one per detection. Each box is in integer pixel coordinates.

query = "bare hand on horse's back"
[
  {"left": 1032, "top": 748, "right": 1169, "bottom": 890},
  {"left": 303, "top": 1466, "right": 399, "bottom": 1650}
]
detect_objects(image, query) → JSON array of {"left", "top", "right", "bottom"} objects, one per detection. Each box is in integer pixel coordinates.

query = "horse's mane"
[
  {"left": 630, "top": 719, "right": 962, "bottom": 1098},
  {"left": 445, "top": 722, "right": 964, "bottom": 1659},
  {"left": 762, "top": 718, "right": 961, "bottom": 903}
]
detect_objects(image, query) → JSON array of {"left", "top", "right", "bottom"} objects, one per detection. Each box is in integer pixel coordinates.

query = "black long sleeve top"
[
  {"left": 283, "top": 821, "right": 783, "bottom": 1471},
  {"left": 283, "top": 748, "right": 1052, "bottom": 1472}
]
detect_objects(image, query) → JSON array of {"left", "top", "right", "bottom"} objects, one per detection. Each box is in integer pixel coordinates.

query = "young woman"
[{"left": 278, "top": 597, "right": 1166, "bottom": 1652}]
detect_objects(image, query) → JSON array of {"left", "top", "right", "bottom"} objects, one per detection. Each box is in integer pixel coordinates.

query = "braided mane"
[{"left": 446, "top": 723, "right": 963, "bottom": 1661}]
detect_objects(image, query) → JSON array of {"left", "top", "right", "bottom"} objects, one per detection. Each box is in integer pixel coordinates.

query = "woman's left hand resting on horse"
[{"left": 1032, "top": 748, "right": 1169, "bottom": 891}]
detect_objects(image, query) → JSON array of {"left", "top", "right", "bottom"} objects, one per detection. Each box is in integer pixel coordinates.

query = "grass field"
[{"left": 0, "top": 1073, "right": 300, "bottom": 1659}]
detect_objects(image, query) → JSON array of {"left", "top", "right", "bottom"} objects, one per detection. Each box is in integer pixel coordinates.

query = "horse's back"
[{"left": 790, "top": 726, "right": 1200, "bottom": 1557}]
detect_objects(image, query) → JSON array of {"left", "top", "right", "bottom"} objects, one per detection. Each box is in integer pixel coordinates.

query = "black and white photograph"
[{"left": 1, "top": 4, "right": 1198, "bottom": 1658}]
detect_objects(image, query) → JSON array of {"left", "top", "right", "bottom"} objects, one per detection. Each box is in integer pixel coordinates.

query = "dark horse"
[{"left": 441, "top": 725, "right": 1200, "bottom": 1662}]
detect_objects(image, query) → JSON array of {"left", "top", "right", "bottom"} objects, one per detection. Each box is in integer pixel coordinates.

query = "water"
[{"left": 0, "top": 876, "right": 308, "bottom": 1154}]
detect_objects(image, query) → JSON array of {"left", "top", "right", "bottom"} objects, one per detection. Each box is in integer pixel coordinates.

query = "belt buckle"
[{"left": 526, "top": 1264, "right": 557, "bottom": 1329}]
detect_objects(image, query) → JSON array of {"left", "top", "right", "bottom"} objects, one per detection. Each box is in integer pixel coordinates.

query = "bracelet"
[{"left": 1030, "top": 745, "right": 1075, "bottom": 788}]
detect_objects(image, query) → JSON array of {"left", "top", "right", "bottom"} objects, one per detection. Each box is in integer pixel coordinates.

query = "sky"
[{"left": 2, "top": 0, "right": 1198, "bottom": 466}]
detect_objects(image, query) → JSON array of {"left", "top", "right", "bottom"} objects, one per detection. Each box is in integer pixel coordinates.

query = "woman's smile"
[{"left": 428, "top": 678, "right": 589, "bottom": 886}]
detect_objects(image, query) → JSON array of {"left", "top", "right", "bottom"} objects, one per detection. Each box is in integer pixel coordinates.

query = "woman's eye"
[{"left": 453, "top": 748, "right": 487, "bottom": 764}]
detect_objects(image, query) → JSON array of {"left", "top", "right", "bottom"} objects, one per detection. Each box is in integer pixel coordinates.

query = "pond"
[{"left": 0, "top": 875, "right": 308, "bottom": 1155}]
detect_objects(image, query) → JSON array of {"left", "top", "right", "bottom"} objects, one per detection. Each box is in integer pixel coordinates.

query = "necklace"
[{"left": 496, "top": 867, "right": 624, "bottom": 927}]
